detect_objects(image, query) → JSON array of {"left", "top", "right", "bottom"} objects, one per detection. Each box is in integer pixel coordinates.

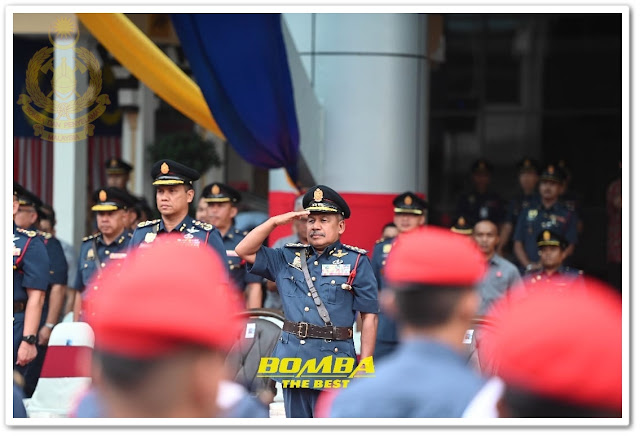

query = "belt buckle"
[{"left": 297, "top": 322, "right": 309, "bottom": 339}]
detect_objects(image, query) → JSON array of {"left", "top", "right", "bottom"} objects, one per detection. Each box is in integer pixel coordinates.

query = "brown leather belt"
[
  {"left": 283, "top": 320, "right": 353, "bottom": 341},
  {"left": 13, "top": 301, "right": 26, "bottom": 314}
]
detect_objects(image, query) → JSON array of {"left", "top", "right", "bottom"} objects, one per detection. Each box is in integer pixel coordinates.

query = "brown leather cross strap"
[{"left": 283, "top": 320, "right": 353, "bottom": 341}]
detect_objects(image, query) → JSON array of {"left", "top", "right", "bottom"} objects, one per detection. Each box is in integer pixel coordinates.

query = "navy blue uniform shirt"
[
  {"left": 221, "top": 224, "right": 263, "bottom": 292},
  {"left": 74, "top": 229, "right": 132, "bottom": 292}
]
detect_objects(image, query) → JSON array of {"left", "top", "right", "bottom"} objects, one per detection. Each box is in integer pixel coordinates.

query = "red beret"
[
  {"left": 486, "top": 278, "right": 622, "bottom": 412},
  {"left": 384, "top": 226, "right": 486, "bottom": 286},
  {"left": 85, "top": 236, "right": 244, "bottom": 358}
]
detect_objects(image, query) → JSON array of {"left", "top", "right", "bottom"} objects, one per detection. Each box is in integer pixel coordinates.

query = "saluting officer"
[
  {"left": 371, "top": 192, "right": 427, "bottom": 360},
  {"left": 12, "top": 183, "right": 49, "bottom": 373},
  {"left": 201, "top": 182, "right": 264, "bottom": 308},
  {"left": 235, "top": 185, "right": 379, "bottom": 418},
  {"left": 522, "top": 230, "right": 584, "bottom": 288},
  {"left": 129, "top": 160, "right": 228, "bottom": 269},
  {"left": 513, "top": 164, "right": 578, "bottom": 273}
]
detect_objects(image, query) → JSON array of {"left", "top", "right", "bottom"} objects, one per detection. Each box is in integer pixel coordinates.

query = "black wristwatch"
[{"left": 21, "top": 335, "right": 37, "bottom": 345}]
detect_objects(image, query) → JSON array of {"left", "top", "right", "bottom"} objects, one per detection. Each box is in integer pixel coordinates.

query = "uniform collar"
[
  {"left": 159, "top": 214, "right": 192, "bottom": 233},
  {"left": 488, "top": 253, "right": 500, "bottom": 266},
  {"left": 222, "top": 224, "right": 237, "bottom": 240},
  {"left": 97, "top": 229, "right": 130, "bottom": 246},
  {"left": 312, "top": 239, "right": 342, "bottom": 258}
]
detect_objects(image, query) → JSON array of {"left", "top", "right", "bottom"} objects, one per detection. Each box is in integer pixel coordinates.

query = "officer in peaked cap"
[
  {"left": 74, "top": 188, "right": 135, "bottom": 308},
  {"left": 12, "top": 182, "right": 49, "bottom": 376},
  {"left": 105, "top": 157, "right": 133, "bottom": 190},
  {"left": 235, "top": 184, "right": 379, "bottom": 418},
  {"left": 478, "top": 278, "right": 621, "bottom": 417},
  {"left": 513, "top": 163, "right": 578, "bottom": 274},
  {"left": 328, "top": 226, "right": 488, "bottom": 417},
  {"left": 15, "top": 190, "right": 70, "bottom": 398},
  {"left": 82, "top": 239, "right": 253, "bottom": 418},
  {"left": 455, "top": 159, "right": 504, "bottom": 227},
  {"left": 371, "top": 191, "right": 427, "bottom": 361},
  {"left": 129, "top": 160, "right": 228, "bottom": 271},
  {"left": 521, "top": 230, "right": 584, "bottom": 289},
  {"left": 450, "top": 216, "right": 474, "bottom": 236},
  {"left": 498, "top": 157, "right": 541, "bottom": 259},
  {"left": 201, "top": 182, "right": 263, "bottom": 308}
]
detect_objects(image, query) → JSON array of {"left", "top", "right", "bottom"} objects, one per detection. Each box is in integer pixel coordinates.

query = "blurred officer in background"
[
  {"left": 202, "top": 182, "right": 264, "bottom": 308},
  {"left": 481, "top": 279, "right": 621, "bottom": 417},
  {"left": 84, "top": 239, "right": 264, "bottom": 417},
  {"left": 329, "top": 226, "right": 487, "bottom": 417},
  {"left": 12, "top": 182, "right": 48, "bottom": 374},
  {"left": 456, "top": 159, "right": 504, "bottom": 227},
  {"left": 498, "top": 158, "right": 541, "bottom": 259},
  {"left": 522, "top": 230, "right": 584, "bottom": 288},
  {"left": 129, "top": 159, "right": 228, "bottom": 269},
  {"left": 380, "top": 222, "right": 399, "bottom": 241},
  {"left": 104, "top": 157, "right": 133, "bottom": 191},
  {"left": 450, "top": 216, "right": 474, "bottom": 236},
  {"left": 371, "top": 192, "right": 428, "bottom": 360},
  {"left": 235, "top": 185, "right": 379, "bottom": 418},
  {"left": 472, "top": 220, "right": 522, "bottom": 317},
  {"left": 513, "top": 163, "right": 578, "bottom": 273}
]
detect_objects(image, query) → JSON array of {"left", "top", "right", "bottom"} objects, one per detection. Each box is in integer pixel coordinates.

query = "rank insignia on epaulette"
[
  {"left": 343, "top": 244, "right": 367, "bottom": 254},
  {"left": 138, "top": 219, "right": 160, "bottom": 228},
  {"left": 17, "top": 228, "right": 37, "bottom": 238},
  {"left": 375, "top": 237, "right": 384, "bottom": 244}
]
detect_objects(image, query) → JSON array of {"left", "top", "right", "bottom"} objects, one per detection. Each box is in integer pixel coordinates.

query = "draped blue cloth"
[{"left": 171, "top": 14, "right": 300, "bottom": 183}]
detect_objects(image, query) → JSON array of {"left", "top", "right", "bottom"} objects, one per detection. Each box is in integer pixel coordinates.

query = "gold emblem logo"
[
  {"left": 99, "top": 190, "right": 107, "bottom": 202},
  {"left": 524, "top": 159, "right": 530, "bottom": 166},
  {"left": 144, "top": 233, "right": 157, "bottom": 244},
  {"left": 332, "top": 249, "right": 348, "bottom": 258},
  {"left": 458, "top": 217, "right": 466, "bottom": 226},
  {"left": 313, "top": 188, "right": 323, "bottom": 202},
  {"left": 478, "top": 161, "right": 486, "bottom": 170},
  {"left": 212, "top": 184, "right": 220, "bottom": 195},
  {"left": 110, "top": 159, "right": 117, "bottom": 167},
  {"left": 161, "top": 162, "right": 169, "bottom": 174},
  {"left": 404, "top": 195, "right": 412, "bottom": 205},
  {"left": 16, "top": 17, "right": 110, "bottom": 143},
  {"left": 548, "top": 165, "right": 555, "bottom": 174},
  {"left": 543, "top": 231, "right": 551, "bottom": 241}
]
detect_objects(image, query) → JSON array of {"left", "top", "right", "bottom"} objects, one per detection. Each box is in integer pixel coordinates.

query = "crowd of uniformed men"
[{"left": 12, "top": 155, "right": 622, "bottom": 419}]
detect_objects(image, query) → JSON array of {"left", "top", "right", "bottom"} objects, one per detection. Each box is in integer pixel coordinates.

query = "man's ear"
[
  {"left": 186, "top": 188, "right": 195, "bottom": 203},
  {"left": 337, "top": 217, "right": 346, "bottom": 236},
  {"left": 230, "top": 206, "right": 238, "bottom": 219}
]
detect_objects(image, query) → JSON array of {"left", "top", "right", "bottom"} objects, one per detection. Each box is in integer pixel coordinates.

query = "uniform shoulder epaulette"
[
  {"left": 36, "top": 230, "right": 52, "bottom": 239},
  {"left": 137, "top": 219, "right": 161, "bottom": 228},
  {"left": 285, "top": 243, "right": 310, "bottom": 248},
  {"left": 16, "top": 227, "right": 37, "bottom": 238},
  {"left": 192, "top": 220, "right": 213, "bottom": 231},
  {"left": 82, "top": 232, "right": 101, "bottom": 242},
  {"left": 343, "top": 244, "right": 368, "bottom": 254},
  {"left": 375, "top": 237, "right": 384, "bottom": 244}
]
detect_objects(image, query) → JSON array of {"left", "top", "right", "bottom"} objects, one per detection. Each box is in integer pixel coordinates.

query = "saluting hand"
[{"left": 272, "top": 210, "right": 310, "bottom": 227}]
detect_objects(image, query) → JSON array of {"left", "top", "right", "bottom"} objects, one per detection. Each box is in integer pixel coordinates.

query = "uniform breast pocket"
[
  {"left": 279, "top": 269, "right": 306, "bottom": 298},
  {"left": 320, "top": 279, "right": 351, "bottom": 305}
]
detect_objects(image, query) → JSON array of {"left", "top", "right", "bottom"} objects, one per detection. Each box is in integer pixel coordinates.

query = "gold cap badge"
[
  {"left": 458, "top": 217, "right": 466, "bottom": 226},
  {"left": 99, "top": 190, "right": 107, "bottom": 202},
  {"left": 313, "top": 188, "right": 323, "bottom": 202},
  {"left": 110, "top": 159, "right": 117, "bottom": 167},
  {"left": 404, "top": 195, "right": 412, "bottom": 205},
  {"left": 543, "top": 231, "right": 551, "bottom": 241},
  {"left": 478, "top": 161, "right": 486, "bottom": 170},
  {"left": 547, "top": 165, "right": 554, "bottom": 174},
  {"left": 212, "top": 184, "right": 220, "bottom": 195},
  {"left": 524, "top": 159, "right": 530, "bottom": 166},
  {"left": 161, "top": 162, "right": 169, "bottom": 174}
]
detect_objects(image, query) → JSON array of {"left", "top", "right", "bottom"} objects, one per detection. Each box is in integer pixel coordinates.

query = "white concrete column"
[{"left": 283, "top": 13, "right": 430, "bottom": 194}]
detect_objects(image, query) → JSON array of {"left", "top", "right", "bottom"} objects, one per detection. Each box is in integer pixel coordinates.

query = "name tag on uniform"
[
  {"left": 226, "top": 250, "right": 238, "bottom": 257},
  {"left": 109, "top": 253, "right": 127, "bottom": 259},
  {"left": 463, "top": 329, "right": 474, "bottom": 344},
  {"left": 322, "top": 264, "right": 351, "bottom": 276}
]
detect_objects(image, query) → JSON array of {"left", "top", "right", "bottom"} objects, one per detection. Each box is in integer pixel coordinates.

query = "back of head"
[{"left": 384, "top": 226, "right": 486, "bottom": 328}]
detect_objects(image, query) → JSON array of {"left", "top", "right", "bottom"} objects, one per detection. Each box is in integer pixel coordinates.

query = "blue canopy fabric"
[{"left": 171, "top": 13, "right": 300, "bottom": 184}]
